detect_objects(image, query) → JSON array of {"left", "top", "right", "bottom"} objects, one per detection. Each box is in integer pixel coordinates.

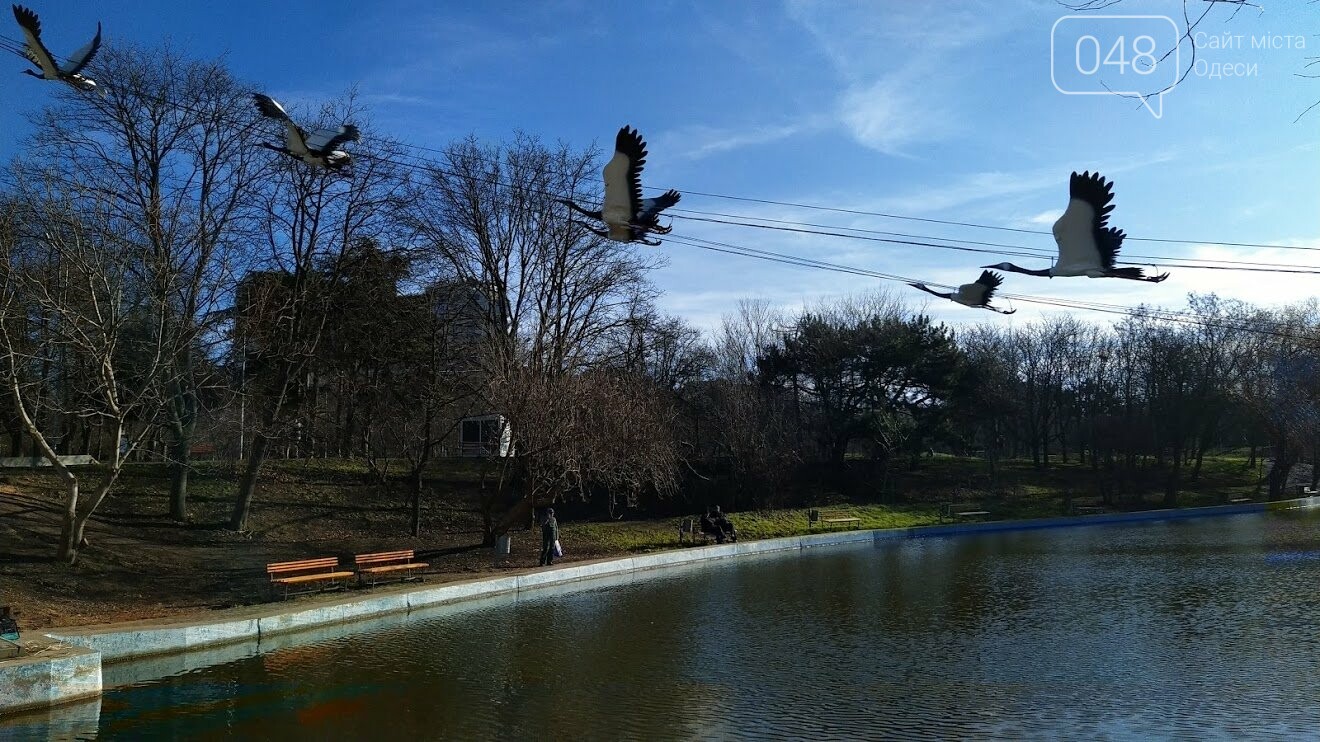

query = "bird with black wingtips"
[
  {"left": 983, "top": 171, "right": 1169, "bottom": 283},
  {"left": 909, "top": 270, "right": 1016, "bottom": 315},
  {"left": 12, "top": 4, "right": 101, "bottom": 92},
  {"left": 558, "top": 125, "right": 681, "bottom": 246},
  {"left": 252, "top": 93, "right": 360, "bottom": 173}
]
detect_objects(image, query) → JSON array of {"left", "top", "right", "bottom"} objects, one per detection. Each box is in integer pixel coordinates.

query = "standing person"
[{"left": 539, "top": 508, "right": 559, "bottom": 566}]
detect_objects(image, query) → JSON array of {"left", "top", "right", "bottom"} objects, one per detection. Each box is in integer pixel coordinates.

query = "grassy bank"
[{"left": 0, "top": 453, "right": 1262, "bottom": 629}]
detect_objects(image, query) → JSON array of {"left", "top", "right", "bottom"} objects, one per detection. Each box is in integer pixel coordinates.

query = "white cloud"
[
  {"left": 1020, "top": 209, "right": 1064, "bottom": 227},
  {"left": 837, "top": 74, "right": 959, "bottom": 156},
  {"left": 658, "top": 118, "right": 828, "bottom": 160},
  {"left": 784, "top": 0, "right": 1035, "bottom": 155}
]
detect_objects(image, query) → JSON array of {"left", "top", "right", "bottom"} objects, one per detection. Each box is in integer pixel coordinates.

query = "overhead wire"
[
  {"left": 359, "top": 150, "right": 1320, "bottom": 276},
  {"left": 6, "top": 27, "right": 1318, "bottom": 270},
  {"left": 6, "top": 30, "right": 1320, "bottom": 337},
  {"left": 661, "top": 232, "right": 1320, "bottom": 343}
]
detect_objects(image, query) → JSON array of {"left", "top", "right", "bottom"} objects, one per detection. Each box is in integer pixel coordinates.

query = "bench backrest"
[
  {"left": 267, "top": 557, "right": 340, "bottom": 580},
  {"left": 356, "top": 550, "right": 415, "bottom": 566}
]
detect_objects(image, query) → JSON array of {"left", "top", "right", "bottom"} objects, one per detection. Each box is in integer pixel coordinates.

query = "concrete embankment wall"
[{"left": 5, "top": 495, "right": 1318, "bottom": 716}]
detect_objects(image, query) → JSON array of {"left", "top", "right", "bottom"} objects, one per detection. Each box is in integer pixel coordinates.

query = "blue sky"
[{"left": 3, "top": 0, "right": 1319, "bottom": 331}]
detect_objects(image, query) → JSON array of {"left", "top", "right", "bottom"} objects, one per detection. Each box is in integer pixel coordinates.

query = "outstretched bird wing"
[
  {"left": 12, "top": 5, "right": 58, "bottom": 77},
  {"left": 637, "top": 189, "right": 680, "bottom": 226},
  {"left": 307, "top": 124, "right": 360, "bottom": 154},
  {"left": 1095, "top": 227, "right": 1126, "bottom": 270},
  {"left": 253, "top": 94, "right": 309, "bottom": 155},
  {"left": 603, "top": 126, "right": 646, "bottom": 226},
  {"left": 973, "top": 269, "right": 1004, "bottom": 303},
  {"left": 59, "top": 21, "right": 100, "bottom": 76},
  {"left": 253, "top": 93, "right": 292, "bottom": 122},
  {"left": 1053, "top": 170, "right": 1115, "bottom": 271}
]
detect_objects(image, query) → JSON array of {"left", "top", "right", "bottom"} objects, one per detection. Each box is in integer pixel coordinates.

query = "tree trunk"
[
  {"left": 57, "top": 477, "right": 81, "bottom": 564},
  {"left": 1267, "top": 440, "right": 1296, "bottom": 501},
  {"left": 1163, "top": 445, "right": 1181, "bottom": 508},
  {"left": 409, "top": 461, "right": 426, "bottom": 538},
  {"left": 168, "top": 439, "right": 191, "bottom": 521},
  {"left": 230, "top": 433, "right": 271, "bottom": 531},
  {"left": 1312, "top": 440, "right": 1320, "bottom": 490}
]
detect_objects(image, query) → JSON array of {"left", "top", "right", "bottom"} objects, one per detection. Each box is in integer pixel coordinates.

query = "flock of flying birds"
[{"left": 9, "top": 4, "right": 1171, "bottom": 317}]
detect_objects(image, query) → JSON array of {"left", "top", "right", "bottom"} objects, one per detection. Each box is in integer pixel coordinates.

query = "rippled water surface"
[{"left": 9, "top": 511, "right": 1320, "bottom": 740}]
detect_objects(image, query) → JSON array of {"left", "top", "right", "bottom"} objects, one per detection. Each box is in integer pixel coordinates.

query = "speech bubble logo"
[{"left": 1051, "top": 15, "right": 1181, "bottom": 119}]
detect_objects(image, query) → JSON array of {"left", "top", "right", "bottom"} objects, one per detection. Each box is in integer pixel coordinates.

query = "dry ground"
[
  {"left": 0, "top": 460, "right": 614, "bottom": 630},
  {"left": 0, "top": 454, "right": 1261, "bottom": 631}
]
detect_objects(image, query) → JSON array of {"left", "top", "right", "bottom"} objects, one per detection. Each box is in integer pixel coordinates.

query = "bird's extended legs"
[{"left": 570, "top": 220, "right": 609, "bottom": 239}]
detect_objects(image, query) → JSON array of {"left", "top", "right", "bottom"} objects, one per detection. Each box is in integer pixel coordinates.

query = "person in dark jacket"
[
  {"left": 539, "top": 508, "right": 559, "bottom": 566},
  {"left": 700, "top": 509, "right": 723, "bottom": 543},
  {"left": 713, "top": 505, "right": 737, "bottom": 542}
]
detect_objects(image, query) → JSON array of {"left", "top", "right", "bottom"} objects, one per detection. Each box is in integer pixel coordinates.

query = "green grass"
[{"left": 567, "top": 504, "right": 944, "bottom": 552}]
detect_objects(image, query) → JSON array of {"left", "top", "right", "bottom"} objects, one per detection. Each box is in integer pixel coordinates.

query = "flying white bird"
[
  {"left": 909, "top": 270, "right": 1016, "bottom": 314},
  {"left": 983, "top": 171, "right": 1168, "bottom": 283},
  {"left": 253, "top": 93, "right": 360, "bottom": 173},
  {"left": 559, "top": 125, "right": 680, "bottom": 246},
  {"left": 12, "top": 4, "right": 101, "bottom": 92}
]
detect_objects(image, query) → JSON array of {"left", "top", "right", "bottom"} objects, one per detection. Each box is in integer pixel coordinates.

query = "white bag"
[{"left": 553, "top": 539, "right": 563, "bottom": 557}]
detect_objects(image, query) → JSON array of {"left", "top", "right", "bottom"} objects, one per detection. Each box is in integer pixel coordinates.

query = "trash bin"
[{"left": 494, "top": 534, "right": 511, "bottom": 556}]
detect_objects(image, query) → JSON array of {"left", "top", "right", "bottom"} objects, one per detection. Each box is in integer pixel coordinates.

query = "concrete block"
[
  {"left": 407, "top": 577, "right": 519, "bottom": 610},
  {"left": 631, "top": 548, "right": 714, "bottom": 571},
  {"left": 0, "top": 643, "right": 101, "bottom": 715},
  {"left": 516, "top": 559, "right": 634, "bottom": 591},
  {"left": 183, "top": 619, "right": 259, "bottom": 653},
  {"left": 339, "top": 593, "right": 408, "bottom": 624},
  {"left": 257, "top": 603, "right": 346, "bottom": 638},
  {"left": 515, "top": 570, "right": 637, "bottom": 602}
]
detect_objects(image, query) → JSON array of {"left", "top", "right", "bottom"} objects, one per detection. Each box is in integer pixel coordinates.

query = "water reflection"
[{"left": 6, "top": 511, "right": 1320, "bottom": 739}]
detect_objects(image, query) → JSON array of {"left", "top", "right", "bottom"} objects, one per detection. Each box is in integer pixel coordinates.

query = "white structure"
[{"left": 457, "top": 414, "right": 511, "bottom": 457}]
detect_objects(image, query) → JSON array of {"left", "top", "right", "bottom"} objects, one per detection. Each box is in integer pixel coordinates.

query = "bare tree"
[
  {"left": 0, "top": 184, "right": 171, "bottom": 563},
  {"left": 407, "top": 134, "right": 675, "bottom": 542},
  {"left": 229, "top": 98, "right": 411, "bottom": 532},
  {"left": 18, "top": 42, "right": 264, "bottom": 520}
]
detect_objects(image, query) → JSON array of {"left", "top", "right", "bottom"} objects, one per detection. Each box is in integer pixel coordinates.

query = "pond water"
[{"left": 8, "top": 511, "right": 1320, "bottom": 740}]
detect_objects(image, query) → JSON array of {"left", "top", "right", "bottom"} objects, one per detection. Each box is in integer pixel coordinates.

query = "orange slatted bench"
[
  {"left": 267, "top": 557, "right": 354, "bottom": 599},
  {"left": 354, "top": 550, "right": 429, "bottom": 586}
]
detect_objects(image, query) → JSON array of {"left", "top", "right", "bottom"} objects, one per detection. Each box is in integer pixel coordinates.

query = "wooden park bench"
[
  {"left": 677, "top": 517, "right": 711, "bottom": 545},
  {"left": 267, "top": 557, "right": 354, "bottom": 600},
  {"left": 355, "top": 550, "right": 429, "bottom": 586},
  {"left": 940, "top": 502, "right": 991, "bottom": 523},
  {"left": 808, "top": 508, "right": 861, "bottom": 530}
]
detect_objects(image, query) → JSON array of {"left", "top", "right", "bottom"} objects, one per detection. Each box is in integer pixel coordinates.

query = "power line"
[
  {"left": 666, "top": 207, "right": 1320, "bottom": 271},
  {"left": 661, "top": 232, "right": 1320, "bottom": 342},
  {"left": 359, "top": 151, "right": 1320, "bottom": 277},
  {"left": 654, "top": 187, "right": 1320, "bottom": 253},
  {"left": 7, "top": 34, "right": 1317, "bottom": 271},
  {"left": 9, "top": 32, "right": 1320, "bottom": 288}
]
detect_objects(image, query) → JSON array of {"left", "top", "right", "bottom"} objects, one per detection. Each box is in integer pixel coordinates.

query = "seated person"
[
  {"left": 712, "top": 506, "right": 737, "bottom": 543},
  {"left": 699, "top": 509, "right": 725, "bottom": 543}
]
